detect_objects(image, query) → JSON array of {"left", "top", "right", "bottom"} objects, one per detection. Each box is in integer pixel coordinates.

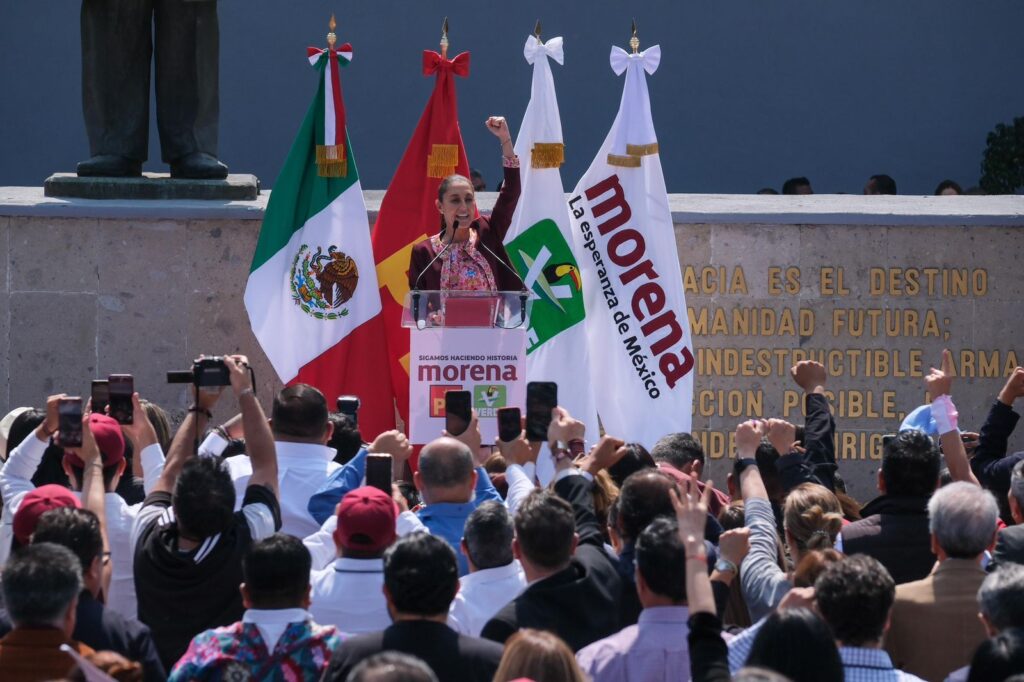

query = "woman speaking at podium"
[{"left": 407, "top": 116, "right": 522, "bottom": 293}]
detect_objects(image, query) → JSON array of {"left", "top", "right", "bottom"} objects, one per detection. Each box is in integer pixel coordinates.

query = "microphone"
[
  {"left": 412, "top": 220, "right": 459, "bottom": 329},
  {"left": 469, "top": 222, "right": 530, "bottom": 326}
]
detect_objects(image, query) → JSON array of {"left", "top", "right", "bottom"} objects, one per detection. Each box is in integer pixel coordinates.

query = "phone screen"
[
  {"left": 365, "top": 454, "right": 393, "bottom": 494},
  {"left": 337, "top": 395, "right": 360, "bottom": 427},
  {"left": 525, "top": 381, "right": 558, "bottom": 442},
  {"left": 108, "top": 374, "right": 134, "bottom": 425},
  {"left": 57, "top": 398, "right": 83, "bottom": 447},
  {"left": 497, "top": 407, "right": 522, "bottom": 443},
  {"left": 444, "top": 390, "right": 472, "bottom": 436},
  {"left": 91, "top": 380, "right": 110, "bottom": 416}
]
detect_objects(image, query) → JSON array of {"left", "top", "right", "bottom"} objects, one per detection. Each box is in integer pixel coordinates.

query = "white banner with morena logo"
[{"left": 409, "top": 328, "right": 527, "bottom": 445}]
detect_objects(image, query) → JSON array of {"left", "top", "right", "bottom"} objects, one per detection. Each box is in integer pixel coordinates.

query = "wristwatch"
[
  {"left": 553, "top": 440, "right": 572, "bottom": 461},
  {"left": 715, "top": 558, "right": 738, "bottom": 575},
  {"left": 734, "top": 457, "right": 758, "bottom": 474}
]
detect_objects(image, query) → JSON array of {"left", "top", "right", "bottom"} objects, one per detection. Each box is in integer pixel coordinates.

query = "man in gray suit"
[
  {"left": 78, "top": 0, "right": 227, "bottom": 179},
  {"left": 991, "top": 460, "right": 1024, "bottom": 570}
]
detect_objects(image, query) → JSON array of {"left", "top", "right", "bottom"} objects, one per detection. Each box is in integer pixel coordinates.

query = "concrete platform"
[{"left": 43, "top": 173, "right": 261, "bottom": 201}]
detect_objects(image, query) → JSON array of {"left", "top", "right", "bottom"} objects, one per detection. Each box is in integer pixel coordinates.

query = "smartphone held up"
[{"left": 57, "top": 397, "right": 83, "bottom": 448}]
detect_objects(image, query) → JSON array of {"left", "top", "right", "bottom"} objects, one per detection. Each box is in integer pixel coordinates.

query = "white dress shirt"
[
  {"left": 242, "top": 608, "right": 313, "bottom": 651},
  {"left": 226, "top": 441, "right": 340, "bottom": 538},
  {"left": 303, "top": 511, "right": 429, "bottom": 571},
  {"left": 0, "top": 430, "right": 165, "bottom": 619},
  {"left": 309, "top": 557, "right": 390, "bottom": 634},
  {"left": 447, "top": 560, "right": 527, "bottom": 636}
]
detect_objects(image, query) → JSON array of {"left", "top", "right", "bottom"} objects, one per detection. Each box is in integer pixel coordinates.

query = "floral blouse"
[{"left": 432, "top": 233, "right": 498, "bottom": 292}]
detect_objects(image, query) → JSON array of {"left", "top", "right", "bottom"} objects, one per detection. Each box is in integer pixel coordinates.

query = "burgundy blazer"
[{"left": 408, "top": 165, "right": 522, "bottom": 292}]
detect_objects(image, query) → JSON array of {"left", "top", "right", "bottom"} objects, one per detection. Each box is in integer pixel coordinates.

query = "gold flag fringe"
[
  {"left": 531, "top": 142, "right": 565, "bottom": 169},
  {"left": 626, "top": 142, "right": 659, "bottom": 156},
  {"left": 316, "top": 144, "right": 348, "bottom": 178},
  {"left": 427, "top": 144, "right": 460, "bottom": 178},
  {"left": 606, "top": 153, "right": 641, "bottom": 168}
]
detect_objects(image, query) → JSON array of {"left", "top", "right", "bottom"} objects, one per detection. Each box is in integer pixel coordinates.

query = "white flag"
[
  {"left": 567, "top": 44, "right": 695, "bottom": 446},
  {"left": 506, "top": 35, "right": 599, "bottom": 441}
]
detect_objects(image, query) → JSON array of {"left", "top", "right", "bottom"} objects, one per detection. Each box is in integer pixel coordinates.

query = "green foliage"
[{"left": 980, "top": 117, "right": 1024, "bottom": 195}]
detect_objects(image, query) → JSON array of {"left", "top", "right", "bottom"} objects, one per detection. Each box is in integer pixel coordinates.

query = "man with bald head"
[{"left": 415, "top": 437, "right": 501, "bottom": 575}]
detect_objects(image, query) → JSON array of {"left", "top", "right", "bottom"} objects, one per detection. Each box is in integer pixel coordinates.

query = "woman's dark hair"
[
  {"left": 746, "top": 607, "right": 843, "bottom": 682},
  {"left": 327, "top": 412, "right": 362, "bottom": 465},
  {"left": 606, "top": 442, "right": 655, "bottom": 487},
  {"left": 967, "top": 627, "right": 1024, "bottom": 682}
]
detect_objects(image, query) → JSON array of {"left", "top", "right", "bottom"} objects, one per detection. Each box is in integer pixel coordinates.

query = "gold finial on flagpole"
[
  {"left": 327, "top": 14, "right": 338, "bottom": 50},
  {"left": 440, "top": 17, "right": 450, "bottom": 58},
  {"left": 534, "top": 19, "right": 542, "bottom": 41},
  {"left": 630, "top": 18, "right": 639, "bottom": 54}
]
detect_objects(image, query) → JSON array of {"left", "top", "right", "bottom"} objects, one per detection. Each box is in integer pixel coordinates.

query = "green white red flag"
[{"left": 245, "top": 43, "right": 396, "bottom": 438}]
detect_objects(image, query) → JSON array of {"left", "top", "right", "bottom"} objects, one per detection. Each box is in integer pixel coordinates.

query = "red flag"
[{"left": 371, "top": 50, "right": 471, "bottom": 428}]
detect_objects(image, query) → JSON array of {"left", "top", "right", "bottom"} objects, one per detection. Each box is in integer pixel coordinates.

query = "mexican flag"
[
  {"left": 371, "top": 49, "right": 472, "bottom": 428},
  {"left": 506, "top": 34, "right": 598, "bottom": 440},
  {"left": 245, "top": 43, "right": 396, "bottom": 438},
  {"left": 566, "top": 44, "right": 696, "bottom": 446}
]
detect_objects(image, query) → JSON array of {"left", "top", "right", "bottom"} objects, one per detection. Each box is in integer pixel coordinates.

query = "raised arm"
[
  {"left": 73, "top": 409, "right": 111, "bottom": 595},
  {"left": 226, "top": 355, "right": 277, "bottom": 496},
  {"left": 0, "top": 395, "right": 62, "bottom": 513},
  {"left": 482, "top": 116, "right": 520, "bottom": 238},
  {"left": 786, "top": 360, "right": 837, "bottom": 490},
  {"left": 928, "top": 349, "right": 979, "bottom": 486},
  {"left": 121, "top": 393, "right": 165, "bottom": 495},
  {"left": 150, "top": 380, "right": 223, "bottom": 496},
  {"left": 972, "top": 367, "right": 1024, "bottom": 489}
]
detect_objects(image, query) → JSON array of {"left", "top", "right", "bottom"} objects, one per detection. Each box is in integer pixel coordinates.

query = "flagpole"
[
  {"left": 440, "top": 17, "right": 449, "bottom": 59},
  {"left": 327, "top": 14, "right": 337, "bottom": 50}
]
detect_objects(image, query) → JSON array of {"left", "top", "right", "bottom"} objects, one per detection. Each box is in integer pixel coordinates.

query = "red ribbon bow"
[{"left": 422, "top": 50, "right": 470, "bottom": 77}]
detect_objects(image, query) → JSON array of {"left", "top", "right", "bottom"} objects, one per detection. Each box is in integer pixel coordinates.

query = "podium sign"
[{"left": 409, "top": 327, "right": 527, "bottom": 444}]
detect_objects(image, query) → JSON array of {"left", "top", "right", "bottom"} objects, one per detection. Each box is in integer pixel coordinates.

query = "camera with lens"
[{"left": 167, "top": 356, "right": 232, "bottom": 388}]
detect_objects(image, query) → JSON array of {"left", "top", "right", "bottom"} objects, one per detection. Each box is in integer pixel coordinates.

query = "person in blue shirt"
[{"left": 309, "top": 414, "right": 501, "bottom": 576}]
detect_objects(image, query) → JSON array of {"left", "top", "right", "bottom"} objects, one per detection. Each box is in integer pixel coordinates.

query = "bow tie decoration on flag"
[
  {"left": 307, "top": 43, "right": 353, "bottom": 177},
  {"left": 524, "top": 35, "right": 564, "bottom": 66},
  {"left": 422, "top": 50, "right": 470, "bottom": 77},
  {"left": 609, "top": 44, "right": 661, "bottom": 76},
  {"left": 606, "top": 44, "right": 662, "bottom": 167}
]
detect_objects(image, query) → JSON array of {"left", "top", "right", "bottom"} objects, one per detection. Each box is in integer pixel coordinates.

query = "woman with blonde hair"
[
  {"left": 492, "top": 629, "right": 587, "bottom": 682},
  {"left": 734, "top": 419, "right": 844, "bottom": 621}
]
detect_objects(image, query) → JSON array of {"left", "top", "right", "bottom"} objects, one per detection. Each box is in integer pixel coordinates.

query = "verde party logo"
[
  {"left": 505, "top": 219, "right": 585, "bottom": 353},
  {"left": 473, "top": 385, "right": 507, "bottom": 417}
]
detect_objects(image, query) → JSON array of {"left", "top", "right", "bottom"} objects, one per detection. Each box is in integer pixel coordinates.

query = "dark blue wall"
[{"left": 2, "top": 1, "right": 1023, "bottom": 194}]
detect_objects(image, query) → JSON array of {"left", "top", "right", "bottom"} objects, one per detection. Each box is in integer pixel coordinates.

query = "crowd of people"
[
  {"left": 755, "top": 175, "right": 982, "bottom": 196},
  {"left": 0, "top": 350, "right": 1023, "bottom": 681}
]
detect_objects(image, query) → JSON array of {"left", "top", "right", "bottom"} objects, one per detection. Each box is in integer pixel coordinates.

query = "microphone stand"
[
  {"left": 411, "top": 220, "right": 458, "bottom": 330},
  {"left": 469, "top": 223, "right": 530, "bottom": 327}
]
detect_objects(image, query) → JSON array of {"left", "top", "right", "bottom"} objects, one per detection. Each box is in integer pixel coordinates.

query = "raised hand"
[
  {"left": 999, "top": 366, "right": 1024, "bottom": 406},
  {"left": 735, "top": 419, "right": 765, "bottom": 457},
  {"left": 766, "top": 418, "right": 798, "bottom": 456},
  {"left": 925, "top": 349, "right": 955, "bottom": 399},
  {"left": 790, "top": 360, "right": 827, "bottom": 394},
  {"left": 370, "top": 430, "right": 413, "bottom": 465},
  {"left": 122, "top": 392, "right": 158, "bottom": 450}
]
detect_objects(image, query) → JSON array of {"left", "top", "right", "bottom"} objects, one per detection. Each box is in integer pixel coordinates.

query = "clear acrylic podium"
[{"left": 401, "top": 290, "right": 530, "bottom": 330}]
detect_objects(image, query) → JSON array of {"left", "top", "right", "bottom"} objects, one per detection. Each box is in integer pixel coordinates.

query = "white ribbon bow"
[
  {"left": 524, "top": 35, "right": 565, "bottom": 65},
  {"left": 609, "top": 44, "right": 661, "bottom": 76}
]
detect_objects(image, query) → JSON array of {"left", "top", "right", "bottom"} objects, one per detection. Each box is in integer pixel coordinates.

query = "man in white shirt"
[
  {"left": 224, "top": 384, "right": 340, "bottom": 538},
  {"left": 0, "top": 393, "right": 164, "bottom": 619},
  {"left": 310, "top": 485, "right": 397, "bottom": 633},
  {"left": 448, "top": 501, "right": 525, "bottom": 636}
]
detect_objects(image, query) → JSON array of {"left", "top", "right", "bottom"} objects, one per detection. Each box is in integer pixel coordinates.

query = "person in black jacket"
[
  {"left": 481, "top": 407, "right": 623, "bottom": 652},
  {"left": 22, "top": 507, "right": 166, "bottom": 680},
  {"left": 323, "top": 533, "right": 503, "bottom": 682},
  {"left": 840, "top": 429, "right": 939, "bottom": 584},
  {"left": 774, "top": 361, "right": 839, "bottom": 494},
  {"left": 991, "top": 460, "right": 1024, "bottom": 570},
  {"left": 971, "top": 367, "right": 1024, "bottom": 524}
]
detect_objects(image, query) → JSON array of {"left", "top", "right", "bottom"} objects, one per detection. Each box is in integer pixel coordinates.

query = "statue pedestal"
[{"left": 43, "top": 173, "right": 260, "bottom": 201}]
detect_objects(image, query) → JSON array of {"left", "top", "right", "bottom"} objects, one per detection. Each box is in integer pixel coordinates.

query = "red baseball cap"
[
  {"left": 63, "top": 413, "right": 125, "bottom": 468},
  {"left": 333, "top": 486, "right": 398, "bottom": 554},
  {"left": 13, "top": 485, "right": 81, "bottom": 545}
]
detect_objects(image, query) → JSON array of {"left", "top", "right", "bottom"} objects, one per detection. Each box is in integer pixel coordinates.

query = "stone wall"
[{"left": 1, "top": 188, "right": 1022, "bottom": 502}]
